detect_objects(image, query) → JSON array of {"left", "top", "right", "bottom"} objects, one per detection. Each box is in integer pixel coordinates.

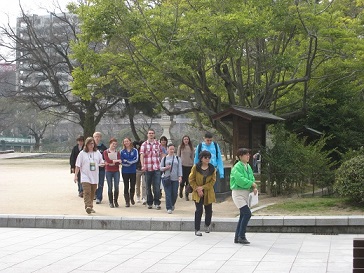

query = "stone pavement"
[{"left": 0, "top": 227, "right": 360, "bottom": 273}]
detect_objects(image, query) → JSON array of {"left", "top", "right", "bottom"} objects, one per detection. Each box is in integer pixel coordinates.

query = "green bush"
[
  {"left": 334, "top": 155, "right": 364, "bottom": 203},
  {"left": 263, "top": 125, "right": 334, "bottom": 196}
]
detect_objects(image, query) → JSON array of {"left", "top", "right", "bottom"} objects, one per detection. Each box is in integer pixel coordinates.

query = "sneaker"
[
  {"left": 96, "top": 199, "right": 101, "bottom": 204},
  {"left": 234, "top": 238, "right": 238, "bottom": 244},
  {"left": 91, "top": 208, "right": 96, "bottom": 213},
  {"left": 142, "top": 198, "right": 146, "bottom": 205},
  {"left": 86, "top": 207, "right": 92, "bottom": 214},
  {"left": 137, "top": 197, "right": 141, "bottom": 203},
  {"left": 114, "top": 201, "right": 119, "bottom": 208},
  {"left": 156, "top": 205, "right": 161, "bottom": 210},
  {"left": 205, "top": 225, "right": 211, "bottom": 233},
  {"left": 167, "top": 209, "right": 172, "bottom": 214},
  {"left": 195, "top": 230, "right": 202, "bottom": 236},
  {"left": 179, "top": 190, "right": 183, "bottom": 198},
  {"left": 237, "top": 237, "right": 250, "bottom": 245},
  {"left": 109, "top": 203, "right": 114, "bottom": 208},
  {"left": 78, "top": 192, "right": 83, "bottom": 198},
  {"left": 148, "top": 205, "right": 153, "bottom": 209}
]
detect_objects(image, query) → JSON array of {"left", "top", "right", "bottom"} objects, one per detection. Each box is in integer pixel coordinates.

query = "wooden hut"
[{"left": 212, "top": 106, "right": 284, "bottom": 163}]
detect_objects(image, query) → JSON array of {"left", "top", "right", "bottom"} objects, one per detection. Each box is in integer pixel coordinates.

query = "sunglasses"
[{"left": 203, "top": 156, "right": 211, "bottom": 159}]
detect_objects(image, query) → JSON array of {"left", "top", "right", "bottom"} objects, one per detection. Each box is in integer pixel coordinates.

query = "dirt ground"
[
  {"left": 2, "top": 156, "right": 360, "bottom": 217},
  {"left": 0, "top": 157, "right": 245, "bottom": 217}
]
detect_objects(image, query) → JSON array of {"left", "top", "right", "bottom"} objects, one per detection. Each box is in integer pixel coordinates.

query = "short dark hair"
[
  {"left": 167, "top": 143, "right": 175, "bottom": 147},
  {"left": 237, "top": 148, "right": 250, "bottom": 157},
  {"left": 76, "top": 135, "right": 84, "bottom": 141},
  {"left": 198, "top": 150, "right": 212, "bottom": 161},
  {"left": 160, "top": 136, "right": 168, "bottom": 142},
  {"left": 204, "top": 132, "right": 213, "bottom": 139}
]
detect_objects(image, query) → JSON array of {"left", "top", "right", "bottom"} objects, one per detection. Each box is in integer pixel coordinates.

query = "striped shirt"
[{"left": 140, "top": 140, "right": 163, "bottom": 171}]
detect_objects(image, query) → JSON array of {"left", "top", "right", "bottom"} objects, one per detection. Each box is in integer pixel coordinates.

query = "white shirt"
[{"left": 75, "top": 150, "right": 104, "bottom": 184}]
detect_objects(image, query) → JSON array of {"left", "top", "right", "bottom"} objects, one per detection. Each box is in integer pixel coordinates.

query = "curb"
[{"left": 1, "top": 214, "right": 364, "bottom": 234}]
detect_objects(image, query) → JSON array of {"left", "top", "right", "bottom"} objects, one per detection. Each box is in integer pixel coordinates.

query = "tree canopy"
[{"left": 70, "top": 0, "right": 364, "bottom": 143}]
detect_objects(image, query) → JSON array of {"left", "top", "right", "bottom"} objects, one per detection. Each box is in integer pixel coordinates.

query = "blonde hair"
[{"left": 93, "top": 132, "right": 102, "bottom": 138}]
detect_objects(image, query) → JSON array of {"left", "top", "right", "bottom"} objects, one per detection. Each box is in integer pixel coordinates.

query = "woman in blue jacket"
[
  {"left": 120, "top": 137, "right": 139, "bottom": 207},
  {"left": 230, "top": 148, "right": 257, "bottom": 244}
]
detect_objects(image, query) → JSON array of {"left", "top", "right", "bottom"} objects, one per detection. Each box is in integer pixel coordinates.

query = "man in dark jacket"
[{"left": 70, "top": 135, "right": 84, "bottom": 197}]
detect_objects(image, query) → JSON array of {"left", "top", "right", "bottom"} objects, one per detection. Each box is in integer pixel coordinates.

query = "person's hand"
[
  {"left": 73, "top": 175, "right": 78, "bottom": 183},
  {"left": 197, "top": 186, "right": 204, "bottom": 197},
  {"left": 71, "top": 168, "right": 75, "bottom": 173},
  {"left": 178, "top": 176, "right": 182, "bottom": 183},
  {"left": 99, "top": 162, "right": 105, "bottom": 167},
  {"left": 141, "top": 165, "right": 146, "bottom": 171}
]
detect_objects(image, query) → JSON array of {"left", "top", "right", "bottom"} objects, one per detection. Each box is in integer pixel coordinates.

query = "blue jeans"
[
  {"left": 76, "top": 172, "right": 83, "bottom": 193},
  {"left": 95, "top": 168, "right": 105, "bottom": 201},
  {"left": 235, "top": 205, "right": 252, "bottom": 239},
  {"left": 145, "top": 170, "right": 161, "bottom": 206},
  {"left": 106, "top": 171, "right": 120, "bottom": 202},
  {"left": 162, "top": 179, "right": 179, "bottom": 210}
]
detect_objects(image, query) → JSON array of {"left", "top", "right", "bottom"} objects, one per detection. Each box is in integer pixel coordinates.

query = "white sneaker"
[
  {"left": 167, "top": 209, "right": 172, "bottom": 214},
  {"left": 142, "top": 198, "right": 146, "bottom": 205},
  {"left": 137, "top": 197, "right": 141, "bottom": 203}
]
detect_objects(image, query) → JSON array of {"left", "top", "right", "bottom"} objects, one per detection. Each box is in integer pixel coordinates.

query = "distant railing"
[{"left": 0, "top": 137, "right": 35, "bottom": 144}]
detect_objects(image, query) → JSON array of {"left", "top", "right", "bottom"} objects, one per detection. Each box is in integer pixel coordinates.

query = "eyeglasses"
[{"left": 203, "top": 156, "right": 211, "bottom": 159}]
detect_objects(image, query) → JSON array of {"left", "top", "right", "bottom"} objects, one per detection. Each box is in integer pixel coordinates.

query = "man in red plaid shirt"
[{"left": 140, "top": 129, "right": 163, "bottom": 209}]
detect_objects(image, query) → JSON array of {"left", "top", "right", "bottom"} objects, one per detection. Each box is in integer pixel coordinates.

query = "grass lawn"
[{"left": 254, "top": 196, "right": 364, "bottom": 216}]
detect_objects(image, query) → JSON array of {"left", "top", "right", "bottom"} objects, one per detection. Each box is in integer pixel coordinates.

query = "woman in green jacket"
[
  {"left": 230, "top": 148, "right": 257, "bottom": 244},
  {"left": 189, "top": 150, "right": 216, "bottom": 236}
]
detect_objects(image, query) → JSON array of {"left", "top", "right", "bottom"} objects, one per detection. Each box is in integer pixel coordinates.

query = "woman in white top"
[{"left": 74, "top": 137, "right": 104, "bottom": 214}]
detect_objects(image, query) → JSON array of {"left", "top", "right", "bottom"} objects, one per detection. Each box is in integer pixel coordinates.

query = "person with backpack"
[
  {"left": 194, "top": 132, "right": 224, "bottom": 191},
  {"left": 160, "top": 143, "right": 182, "bottom": 214}
]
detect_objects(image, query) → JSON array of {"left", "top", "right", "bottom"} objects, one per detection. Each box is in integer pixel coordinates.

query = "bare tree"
[{"left": 0, "top": 4, "right": 122, "bottom": 137}]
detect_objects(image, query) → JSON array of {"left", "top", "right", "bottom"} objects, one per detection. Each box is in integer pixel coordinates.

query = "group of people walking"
[{"left": 70, "top": 130, "right": 258, "bottom": 245}]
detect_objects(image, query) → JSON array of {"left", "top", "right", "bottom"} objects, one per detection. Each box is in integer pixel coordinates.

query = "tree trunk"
[{"left": 81, "top": 111, "right": 97, "bottom": 138}]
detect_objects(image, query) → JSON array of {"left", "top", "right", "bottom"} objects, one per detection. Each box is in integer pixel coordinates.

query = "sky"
[
  {"left": 0, "top": 0, "right": 73, "bottom": 61},
  {"left": 0, "top": 0, "right": 72, "bottom": 28}
]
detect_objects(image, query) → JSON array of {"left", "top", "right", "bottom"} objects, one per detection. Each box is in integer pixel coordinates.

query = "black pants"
[
  {"left": 122, "top": 173, "right": 136, "bottom": 197},
  {"left": 194, "top": 197, "right": 212, "bottom": 231},
  {"left": 181, "top": 166, "right": 192, "bottom": 188}
]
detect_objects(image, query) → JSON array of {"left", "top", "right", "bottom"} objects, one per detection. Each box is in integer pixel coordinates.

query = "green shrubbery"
[
  {"left": 263, "top": 125, "right": 334, "bottom": 196},
  {"left": 334, "top": 155, "right": 364, "bottom": 203}
]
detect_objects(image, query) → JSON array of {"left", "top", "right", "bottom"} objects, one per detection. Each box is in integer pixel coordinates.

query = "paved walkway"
[
  {"left": 0, "top": 228, "right": 358, "bottom": 273},
  {"left": 0, "top": 153, "right": 362, "bottom": 272}
]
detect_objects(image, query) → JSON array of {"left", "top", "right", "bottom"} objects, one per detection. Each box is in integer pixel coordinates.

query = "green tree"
[{"left": 70, "top": 0, "right": 364, "bottom": 142}]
